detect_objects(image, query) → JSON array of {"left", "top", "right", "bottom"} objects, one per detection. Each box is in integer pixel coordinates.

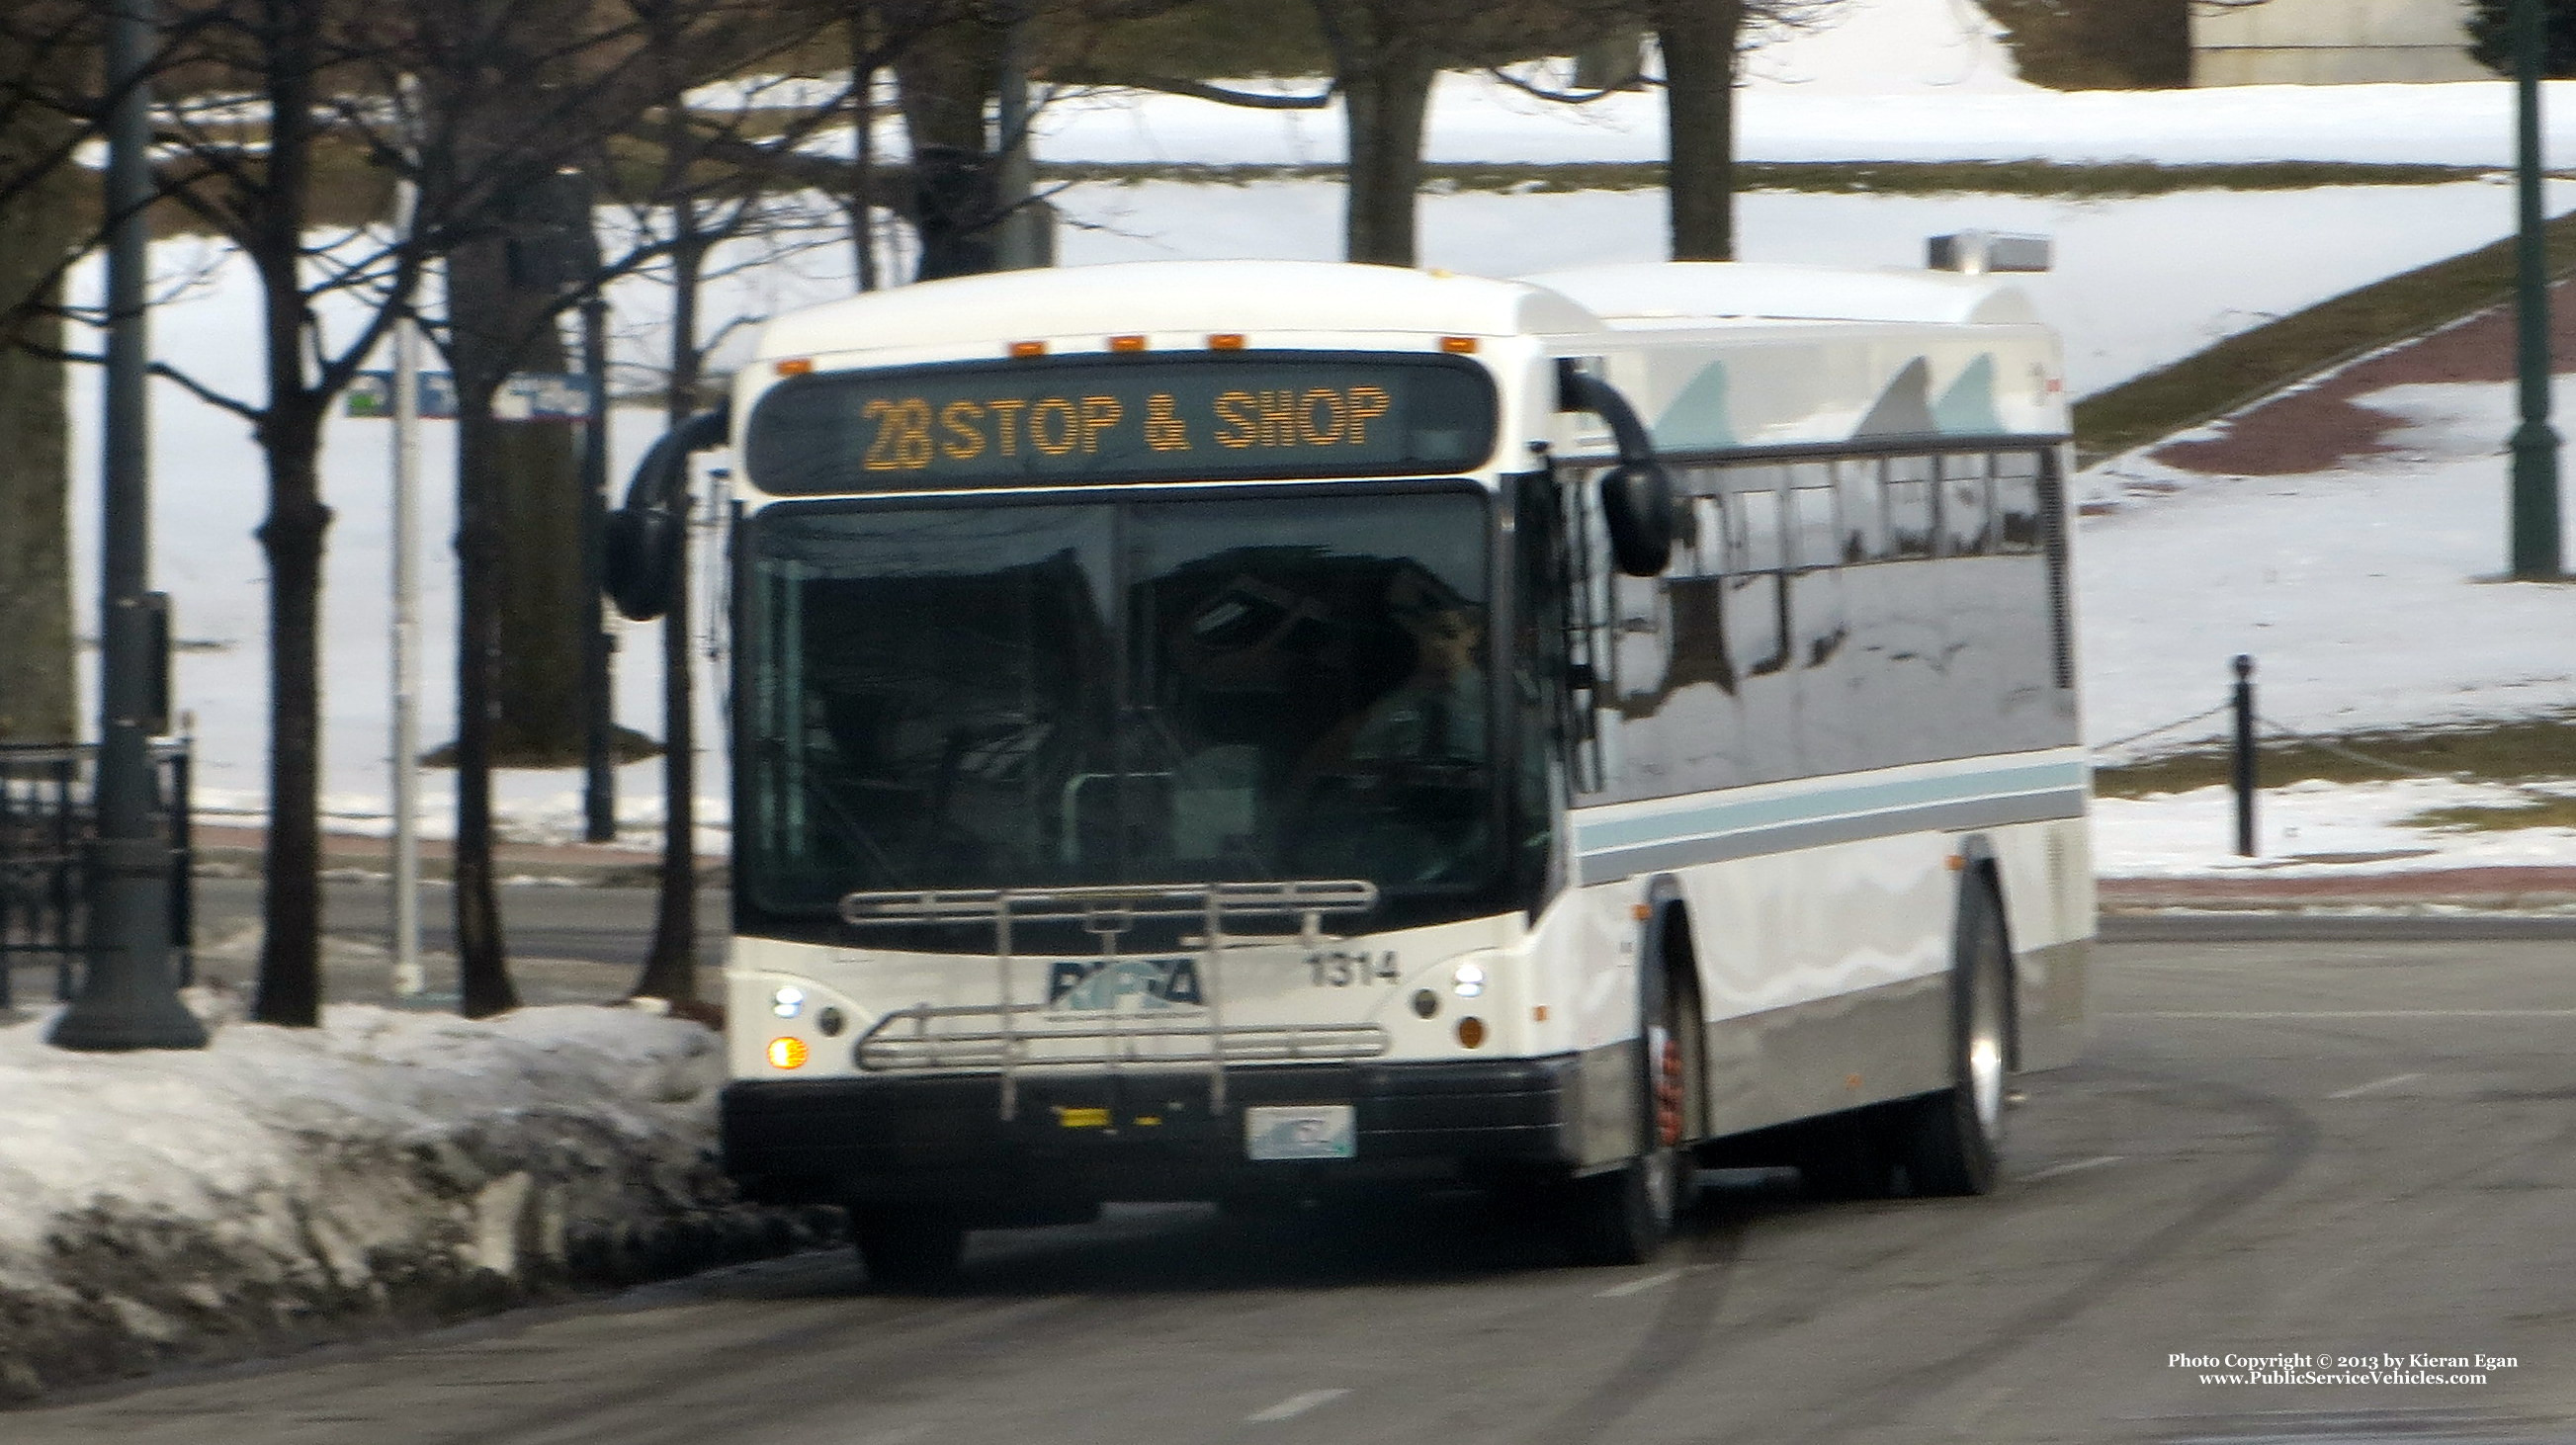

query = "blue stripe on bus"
[{"left": 1572, "top": 760, "right": 2085, "bottom": 881}]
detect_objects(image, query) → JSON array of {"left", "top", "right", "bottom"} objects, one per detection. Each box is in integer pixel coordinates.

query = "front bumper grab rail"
[{"left": 837, "top": 879, "right": 1381, "bottom": 1121}]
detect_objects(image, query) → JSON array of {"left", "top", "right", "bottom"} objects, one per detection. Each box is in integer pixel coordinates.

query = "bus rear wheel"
[
  {"left": 851, "top": 1207, "right": 966, "bottom": 1290},
  {"left": 1897, "top": 880, "right": 2011, "bottom": 1197}
]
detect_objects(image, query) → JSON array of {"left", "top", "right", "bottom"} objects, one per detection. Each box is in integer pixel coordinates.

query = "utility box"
[
  {"left": 2192, "top": 0, "right": 2485, "bottom": 85},
  {"left": 1929, "top": 231, "right": 2053, "bottom": 276}
]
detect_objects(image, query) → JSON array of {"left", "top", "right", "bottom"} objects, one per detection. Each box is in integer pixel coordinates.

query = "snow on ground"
[
  {"left": 2095, "top": 777, "right": 2576, "bottom": 879},
  {"left": 0, "top": 976, "right": 829, "bottom": 1401},
  {"left": 2081, "top": 382, "right": 2576, "bottom": 751},
  {"left": 1053, "top": 178, "right": 2576, "bottom": 400},
  {"left": 1032, "top": 51, "right": 2576, "bottom": 168}
]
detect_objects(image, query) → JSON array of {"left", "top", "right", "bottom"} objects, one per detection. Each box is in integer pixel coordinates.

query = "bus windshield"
[{"left": 738, "top": 488, "right": 1501, "bottom": 926}]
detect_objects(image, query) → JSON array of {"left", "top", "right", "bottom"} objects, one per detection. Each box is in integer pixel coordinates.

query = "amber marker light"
[
  {"left": 1439, "top": 336, "right": 1479, "bottom": 354},
  {"left": 1009, "top": 340, "right": 1048, "bottom": 358},
  {"left": 1108, "top": 334, "right": 1148, "bottom": 352},
  {"left": 1207, "top": 333, "right": 1246, "bottom": 351},
  {"left": 774, "top": 358, "right": 814, "bottom": 377},
  {"left": 1456, "top": 1017, "right": 1487, "bottom": 1049},
  {"left": 766, "top": 1037, "right": 810, "bottom": 1069}
]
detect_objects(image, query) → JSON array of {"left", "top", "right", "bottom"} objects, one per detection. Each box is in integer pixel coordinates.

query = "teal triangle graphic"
[
  {"left": 1932, "top": 354, "right": 2002, "bottom": 435},
  {"left": 1651, "top": 362, "right": 1735, "bottom": 450}
]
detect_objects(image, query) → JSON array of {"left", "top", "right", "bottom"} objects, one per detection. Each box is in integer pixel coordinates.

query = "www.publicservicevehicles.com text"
[{"left": 2170, "top": 1353, "right": 2519, "bottom": 1386}]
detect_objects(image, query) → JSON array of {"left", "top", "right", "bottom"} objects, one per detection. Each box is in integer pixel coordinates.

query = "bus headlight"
[
  {"left": 771, "top": 986, "right": 806, "bottom": 1019},
  {"left": 1452, "top": 962, "right": 1488, "bottom": 998}
]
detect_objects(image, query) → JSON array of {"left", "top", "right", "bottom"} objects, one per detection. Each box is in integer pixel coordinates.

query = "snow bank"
[{"left": 0, "top": 996, "right": 833, "bottom": 1402}]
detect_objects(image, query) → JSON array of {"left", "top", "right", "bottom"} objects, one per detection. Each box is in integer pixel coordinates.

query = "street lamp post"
[
  {"left": 580, "top": 293, "right": 615, "bottom": 843},
  {"left": 48, "top": 0, "right": 205, "bottom": 1051},
  {"left": 2511, "top": 0, "right": 2564, "bottom": 579}
]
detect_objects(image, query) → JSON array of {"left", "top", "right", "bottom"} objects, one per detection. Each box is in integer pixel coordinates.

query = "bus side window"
[
  {"left": 1789, "top": 480, "right": 1838, "bottom": 571},
  {"left": 1731, "top": 483, "right": 1783, "bottom": 574},
  {"left": 1887, "top": 458, "right": 1934, "bottom": 558},
  {"left": 1941, "top": 454, "right": 1992, "bottom": 556},
  {"left": 1689, "top": 494, "right": 1726, "bottom": 578},
  {"left": 1724, "top": 468, "right": 1788, "bottom": 677},
  {"left": 1836, "top": 458, "right": 1886, "bottom": 562},
  {"left": 1994, "top": 451, "right": 2043, "bottom": 553}
]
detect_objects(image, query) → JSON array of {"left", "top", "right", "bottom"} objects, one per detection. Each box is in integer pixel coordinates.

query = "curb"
[{"left": 2101, "top": 867, "right": 2576, "bottom": 913}]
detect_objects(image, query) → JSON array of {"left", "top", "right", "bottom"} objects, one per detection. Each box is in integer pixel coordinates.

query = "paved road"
[
  {"left": 178, "top": 877, "right": 728, "bottom": 1006},
  {"left": 15, "top": 932, "right": 2576, "bottom": 1443},
  {"left": 194, "top": 877, "right": 728, "bottom": 966}
]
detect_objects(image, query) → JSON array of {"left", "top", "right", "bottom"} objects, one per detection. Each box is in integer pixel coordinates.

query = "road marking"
[
  {"left": 2327, "top": 1071, "right": 2424, "bottom": 1099},
  {"left": 2020, "top": 1154, "right": 2123, "bottom": 1184},
  {"left": 1596, "top": 1267, "right": 1686, "bottom": 1298},
  {"left": 2110, "top": 1009, "right": 2576, "bottom": 1020},
  {"left": 1246, "top": 1390, "right": 1350, "bottom": 1423}
]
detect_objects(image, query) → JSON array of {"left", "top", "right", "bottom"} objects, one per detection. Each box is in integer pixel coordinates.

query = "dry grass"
[
  {"left": 2074, "top": 209, "right": 2576, "bottom": 464},
  {"left": 2401, "top": 796, "right": 2576, "bottom": 832},
  {"left": 2095, "top": 715, "right": 2576, "bottom": 799}
]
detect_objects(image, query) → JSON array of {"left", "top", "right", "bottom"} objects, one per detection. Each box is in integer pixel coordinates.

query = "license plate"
[{"left": 1245, "top": 1104, "right": 1356, "bottom": 1161}]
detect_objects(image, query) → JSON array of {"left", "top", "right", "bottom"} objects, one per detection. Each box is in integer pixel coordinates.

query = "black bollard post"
[{"left": 2231, "top": 654, "right": 2257, "bottom": 858}]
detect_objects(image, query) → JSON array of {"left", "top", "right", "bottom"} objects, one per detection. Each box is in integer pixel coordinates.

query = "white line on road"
[
  {"left": 2327, "top": 1071, "right": 2424, "bottom": 1099},
  {"left": 2019, "top": 1154, "right": 2123, "bottom": 1184},
  {"left": 2109, "top": 1010, "right": 2576, "bottom": 1020},
  {"left": 1596, "top": 1267, "right": 1686, "bottom": 1298},
  {"left": 1246, "top": 1390, "right": 1351, "bottom": 1423}
]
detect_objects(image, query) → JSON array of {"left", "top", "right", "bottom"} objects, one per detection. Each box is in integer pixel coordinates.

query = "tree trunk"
[
  {"left": 251, "top": 402, "right": 330, "bottom": 1027},
  {"left": 489, "top": 397, "right": 586, "bottom": 764},
  {"left": 851, "top": 8, "right": 881, "bottom": 291},
  {"left": 632, "top": 216, "right": 706, "bottom": 1003},
  {"left": 451, "top": 394, "right": 518, "bottom": 1018},
  {"left": 252, "top": 0, "right": 331, "bottom": 1028},
  {"left": 1660, "top": 0, "right": 1744, "bottom": 262},
  {"left": 896, "top": 15, "right": 1005, "bottom": 280},
  {"left": 1324, "top": 10, "right": 1434, "bottom": 267},
  {"left": 445, "top": 220, "right": 527, "bottom": 1018},
  {"left": 0, "top": 63, "right": 75, "bottom": 744}
]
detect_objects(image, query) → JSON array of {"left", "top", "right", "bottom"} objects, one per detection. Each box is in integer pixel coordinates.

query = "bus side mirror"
[
  {"left": 1600, "top": 462, "right": 1674, "bottom": 577},
  {"left": 605, "top": 407, "right": 730, "bottom": 622},
  {"left": 604, "top": 506, "right": 678, "bottom": 621}
]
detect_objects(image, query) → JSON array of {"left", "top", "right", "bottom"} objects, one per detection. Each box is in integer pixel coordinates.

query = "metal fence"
[{"left": 0, "top": 742, "right": 193, "bottom": 1010}]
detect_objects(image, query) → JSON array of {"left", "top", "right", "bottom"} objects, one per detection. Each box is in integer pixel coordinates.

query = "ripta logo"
[{"left": 1047, "top": 957, "right": 1204, "bottom": 1011}]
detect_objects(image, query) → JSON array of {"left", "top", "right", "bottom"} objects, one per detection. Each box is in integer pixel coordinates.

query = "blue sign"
[{"left": 346, "top": 371, "right": 594, "bottom": 422}]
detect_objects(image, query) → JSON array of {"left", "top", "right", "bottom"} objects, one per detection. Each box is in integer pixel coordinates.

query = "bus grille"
[{"left": 856, "top": 1006, "right": 1390, "bottom": 1072}]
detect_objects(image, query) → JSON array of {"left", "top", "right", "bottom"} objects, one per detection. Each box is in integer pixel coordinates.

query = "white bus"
[{"left": 606, "top": 257, "right": 2092, "bottom": 1287}]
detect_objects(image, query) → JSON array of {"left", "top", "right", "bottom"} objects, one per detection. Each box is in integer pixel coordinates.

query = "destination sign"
[{"left": 744, "top": 352, "right": 1497, "bottom": 492}]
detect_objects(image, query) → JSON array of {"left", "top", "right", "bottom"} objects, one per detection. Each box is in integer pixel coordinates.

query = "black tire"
[
  {"left": 851, "top": 1207, "right": 966, "bottom": 1290},
  {"left": 1560, "top": 958, "right": 1692, "bottom": 1266},
  {"left": 1897, "top": 879, "right": 2012, "bottom": 1197}
]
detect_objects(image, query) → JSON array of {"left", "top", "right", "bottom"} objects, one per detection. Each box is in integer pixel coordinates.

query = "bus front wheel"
[
  {"left": 1559, "top": 972, "right": 1692, "bottom": 1266},
  {"left": 851, "top": 1207, "right": 966, "bottom": 1290}
]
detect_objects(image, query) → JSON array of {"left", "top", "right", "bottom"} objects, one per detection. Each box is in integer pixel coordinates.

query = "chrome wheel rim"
[{"left": 1967, "top": 955, "right": 2006, "bottom": 1137}]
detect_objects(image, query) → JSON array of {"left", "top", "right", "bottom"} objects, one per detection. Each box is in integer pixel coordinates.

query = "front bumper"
[{"left": 722, "top": 1056, "right": 1586, "bottom": 1210}]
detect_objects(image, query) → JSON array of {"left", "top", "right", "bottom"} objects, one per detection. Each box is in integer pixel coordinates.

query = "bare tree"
[{"left": 0, "top": 5, "right": 88, "bottom": 743}]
